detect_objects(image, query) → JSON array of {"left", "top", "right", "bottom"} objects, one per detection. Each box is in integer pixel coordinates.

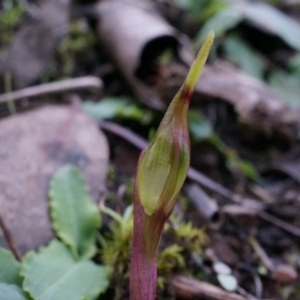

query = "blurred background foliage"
[{"left": 1, "top": 0, "right": 300, "bottom": 179}]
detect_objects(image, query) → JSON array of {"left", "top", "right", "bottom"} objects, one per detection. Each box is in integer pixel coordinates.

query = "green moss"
[
  {"left": 45, "top": 18, "right": 96, "bottom": 80},
  {"left": 99, "top": 203, "right": 207, "bottom": 293},
  {"left": 0, "top": 1, "right": 23, "bottom": 50},
  {"left": 99, "top": 204, "right": 133, "bottom": 277}
]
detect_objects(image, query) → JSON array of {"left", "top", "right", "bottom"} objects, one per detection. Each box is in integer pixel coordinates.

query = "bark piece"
[
  {"left": 0, "top": 0, "right": 70, "bottom": 90},
  {"left": 0, "top": 105, "right": 109, "bottom": 253},
  {"left": 196, "top": 61, "right": 300, "bottom": 139}
]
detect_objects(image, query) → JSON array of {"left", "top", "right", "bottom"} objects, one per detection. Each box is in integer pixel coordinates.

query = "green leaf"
[
  {"left": 241, "top": 2, "right": 300, "bottom": 51},
  {"left": 83, "top": 97, "right": 152, "bottom": 124},
  {"left": 49, "top": 165, "right": 100, "bottom": 259},
  {"left": 0, "top": 283, "right": 28, "bottom": 300},
  {"left": 196, "top": 2, "right": 300, "bottom": 51},
  {"left": 0, "top": 248, "right": 22, "bottom": 286},
  {"left": 188, "top": 110, "right": 213, "bottom": 142},
  {"left": 22, "top": 240, "right": 109, "bottom": 300},
  {"left": 174, "top": 0, "right": 226, "bottom": 22},
  {"left": 269, "top": 70, "right": 300, "bottom": 108},
  {"left": 195, "top": 6, "right": 242, "bottom": 47},
  {"left": 223, "top": 35, "right": 265, "bottom": 79},
  {"left": 289, "top": 53, "right": 300, "bottom": 78},
  {"left": 209, "top": 136, "right": 259, "bottom": 180}
]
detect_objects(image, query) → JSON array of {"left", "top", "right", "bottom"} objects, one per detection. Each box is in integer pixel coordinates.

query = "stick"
[
  {"left": 0, "top": 76, "right": 103, "bottom": 104},
  {"left": 0, "top": 213, "right": 22, "bottom": 261},
  {"left": 99, "top": 121, "right": 245, "bottom": 202},
  {"left": 258, "top": 210, "right": 300, "bottom": 237},
  {"left": 171, "top": 276, "right": 247, "bottom": 300}
]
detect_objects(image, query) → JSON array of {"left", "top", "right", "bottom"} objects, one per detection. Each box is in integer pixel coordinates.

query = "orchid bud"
[
  {"left": 137, "top": 31, "right": 214, "bottom": 217},
  {"left": 130, "top": 31, "right": 214, "bottom": 300}
]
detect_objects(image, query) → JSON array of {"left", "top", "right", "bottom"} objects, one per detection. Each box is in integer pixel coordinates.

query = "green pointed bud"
[{"left": 137, "top": 31, "right": 214, "bottom": 216}]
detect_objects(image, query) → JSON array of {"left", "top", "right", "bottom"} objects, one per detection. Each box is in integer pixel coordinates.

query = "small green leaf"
[
  {"left": 241, "top": 2, "right": 300, "bottom": 51},
  {"left": 0, "top": 283, "right": 28, "bottom": 300},
  {"left": 209, "top": 136, "right": 259, "bottom": 180},
  {"left": 195, "top": 6, "right": 242, "bottom": 47},
  {"left": 269, "top": 70, "right": 300, "bottom": 107},
  {"left": 188, "top": 110, "right": 213, "bottom": 142},
  {"left": 22, "top": 240, "right": 109, "bottom": 300},
  {"left": 197, "top": 2, "right": 300, "bottom": 51},
  {"left": 83, "top": 97, "right": 152, "bottom": 124},
  {"left": 0, "top": 248, "right": 22, "bottom": 286},
  {"left": 49, "top": 165, "right": 100, "bottom": 259},
  {"left": 290, "top": 53, "right": 300, "bottom": 76},
  {"left": 223, "top": 35, "right": 265, "bottom": 79},
  {"left": 174, "top": 0, "right": 226, "bottom": 22}
]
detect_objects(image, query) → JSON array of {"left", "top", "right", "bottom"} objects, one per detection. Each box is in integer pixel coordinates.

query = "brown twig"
[
  {"left": 0, "top": 76, "right": 103, "bottom": 104},
  {"left": 99, "top": 121, "right": 300, "bottom": 237},
  {"left": 99, "top": 121, "right": 247, "bottom": 203},
  {"left": 100, "top": 120, "right": 148, "bottom": 149},
  {"left": 99, "top": 121, "right": 242, "bottom": 200},
  {"left": 258, "top": 211, "right": 300, "bottom": 237},
  {"left": 171, "top": 276, "right": 247, "bottom": 300},
  {"left": 0, "top": 213, "right": 22, "bottom": 261}
]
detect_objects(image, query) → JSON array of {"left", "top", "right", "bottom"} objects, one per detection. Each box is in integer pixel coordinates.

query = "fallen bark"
[{"left": 196, "top": 61, "right": 300, "bottom": 140}]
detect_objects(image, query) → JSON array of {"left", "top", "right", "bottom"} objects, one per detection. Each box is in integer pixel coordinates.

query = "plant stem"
[{"left": 130, "top": 185, "right": 166, "bottom": 300}]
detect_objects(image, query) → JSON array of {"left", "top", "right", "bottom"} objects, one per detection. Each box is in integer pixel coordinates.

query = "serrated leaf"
[
  {"left": 22, "top": 240, "right": 109, "bottom": 300},
  {"left": 0, "top": 283, "right": 28, "bottom": 300},
  {"left": 0, "top": 248, "right": 22, "bottom": 286},
  {"left": 49, "top": 165, "right": 100, "bottom": 259}
]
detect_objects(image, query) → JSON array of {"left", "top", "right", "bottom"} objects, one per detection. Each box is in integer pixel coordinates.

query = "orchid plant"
[{"left": 130, "top": 31, "right": 214, "bottom": 299}]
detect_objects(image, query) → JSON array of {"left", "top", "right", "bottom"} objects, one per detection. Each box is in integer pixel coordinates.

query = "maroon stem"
[{"left": 130, "top": 185, "right": 166, "bottom": 300}]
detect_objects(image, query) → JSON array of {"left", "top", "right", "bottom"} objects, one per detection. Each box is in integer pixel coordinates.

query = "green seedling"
[{"left": 130, "top": 31, "right": 214, "bottom": 300}]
